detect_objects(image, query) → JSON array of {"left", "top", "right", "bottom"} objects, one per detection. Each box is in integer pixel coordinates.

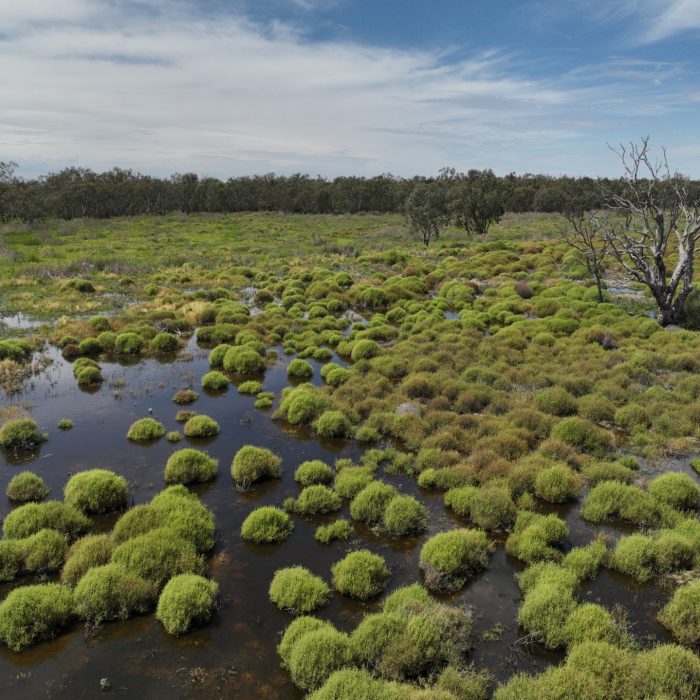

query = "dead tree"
[{"left": 594, "top": 138, "right": 700, "bottom": 326}]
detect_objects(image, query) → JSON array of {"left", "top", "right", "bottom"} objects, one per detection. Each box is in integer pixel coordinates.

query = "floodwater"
[{"left": 0, "top": 337, "right": 676, "bottom": 698}]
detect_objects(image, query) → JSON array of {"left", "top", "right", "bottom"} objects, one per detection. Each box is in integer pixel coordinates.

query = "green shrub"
[
  {"left": 315, "top": 519, "right": 353, "bottom": 544},
  {"left": 562, "top": 540, "right": 608, "bottom": 580},
  {"left": 332, "top": 549, "right": 390, "bottom": 600},
  {"left": 445, "top": 485, "right": 516, "bottom": 531},
  {"left": 231, "top": 445, "right": 282, "bottom": 487},
  {"left": 19, "top": 528, "right": 67, "bottom": 575},
  {"left": 505, "top": 511, "right": 568, "bottom": 564},
  {"left": 240, "top": 506, "right": 293, "bottom": 544},
  {"left": 164, "top": 449, "right": 218, "bottom": 484},
  {"left": 533, "top": 387, "right": 578, "bottom": 416},
  {"left": 658, "top": 580, "right": 700, "bottom": 645},
  {"left": 0, "top": 418, "right": 43, "bottom": 450},
  {"left": 269, "top": 566, "right": 331, "bottom": 614},
  {"left": 351, "top": 339, "right": 379, "bottom": 361},
  {"left": 223, "top": 346, "right": 265, "bottom": 374},
  {"left": 166, "top": 431, "right": 181, "bottom": 442},
  {"left": 156, "top": 573, "right": 219, "bottom": 635},
  {"left": 564, "top": 603, "right": 625, "bottom": 647},
  {"left": 0, "top": 339, "right": 32, "bottom": 362},
  {"left": 127, "top": 417, "right": 166, "bottom": 441},
  {"left": 278, "top": 616, "right": 336, "bottom": 669},
  {"left": 276, "top": 384, "right": 331, "bottom": 425},
  {"left": 6, "top": 471, "right": 48, "bottom": 502},
  {"left": 307, "top": 669, "right": 394, "bottom": 700},
  {"left": 334, "top": 467, "right": 373, "bottom": 499},
  {"left": 288, "top": 627, "right": 353, "bottom": 690},
  {"left": 183, "top": 414, "right": 220, "bottom": 438},
  {"left": 288, "top": 358, "right": 313, "bottom": 379},
  {"left": 172, "top": 389, "right": 199, "bottom": 404},
  {"left": 111, "top": 527, "right": 204, "bottom": 588},
  {"left": 581, "top": 481, "right": 666, "bottom": 527},
  {"left": 286, "top": 485, "right": 342, "bottom": 515},
  {"left": 350, "top": 481, "right": 398, "bottom": 524},
  {"left": 3, "top": 501, "right": 91, "bottom": 540},
  {"left": 582, "top": 461, "right": 635, "bottom": 485},
  {"left": 350, "top": 611, "right": 404, "bottom": 666},
  {"left": 295, "top": 460, "right": 333, "bottom": 486},
  {"left": 200, "top": 370, "right": 228, "bottom": 390},
  {"left": 0, "top": 540, "right": 25, "bottom": 582},
  {"left": 208, "top": 343, "right": 231, "bottom": 367},
  {"left": 114, "top": 332, "right": 144, "bottom": 355},
  {"left": 534, "top": 464, "right": 582, "bottom": 503},
  {"left": 74, "top": 563, "right": 155, "bottom": 623},
  {"left": 610, "top": 533, "right": 656, "bottom": 582},
  {"left": 58, "top": 418, "right": 73, "bottom": 430},
  {"left": 149, "top": 332, "right": 179, "bottom": 353},
  {"left": 315, "top": 410, "right": 353, "bottom": 438},
  {"left": 382, "top": 495, "right": 427, "bottom": 536},
  {"left": 435, "top": 665, "right": 491, "bottom": 700},
  {"left": 518, "top": 581, "right": 576, "bottom": 649},
  {"left": 551, "top": 417, "right": 612, "bottom": 457},
  {"left": 0, "top": 583, "right": 74, "bottom": 651},
  {"left": 630, "top": 644, "right": 700, "bottom": 699},
  {"left": 648, "top": 472, "right": 700, "bottom": 511},
  {"left": 382, "top": 583, "right": 433, "bottom": 614},
  {"left": 61, "top": 534, "right": 115, "bottom": 586},
  {"left": 147, "top": 486, "right": 215, "bottom": 552},
  {"left": 78, "top": 337, "right": 101, "bottom": 355},
  {"left": 419, "top": 529, "right": 492, "bottom": 592},
  {"left": 238, "top": 380, "right": 263, "bottom": 395},
  {"left": 64, "top": 469, "right": 127, "bottom": 514}
]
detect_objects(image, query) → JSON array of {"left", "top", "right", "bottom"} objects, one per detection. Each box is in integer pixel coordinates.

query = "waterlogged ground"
[{"left": 0, "top": 336, "right": 677, "bottom": 699}]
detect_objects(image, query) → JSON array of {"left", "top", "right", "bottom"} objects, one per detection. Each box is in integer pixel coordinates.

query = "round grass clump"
[
  {"left": 111, "top": 527, "right": 204, "bottom": 588},
  {"left": 208, "top": 343, "right": 231, "bottom": 367},
  {"left": 3, "top": 500, "right": 91, "bottom": 540},
  {"left": 315, "top": 519, "right": 353, "bottom": 544},
  {"left": 295, "top": 460, "right": 333, "bottom": 486},
  {"left": 6, "top": 472, "right": 49, "bottom": 503},
  {"left": 288, "top": 359, "right": 313, "bottom": 379},
  {"left": 610, "top": 533, "right": 656, "bottom": 582},
  {"left": 149, "top": 332, "right": 179, "bottom": 353},
  {"left": 223, "top": 346, "right": 265, "bottom": 374},
  {"left": 382, "top": 583, "right": 433, "bottom": 614},
  {"left": 564, "top": 603, "right": 625, "bottom": 647},
  {"left": 172, "top": 389, "right": 199, "bottom": 404},
  {"left": 74, "top": 563, "right": 156, "bottom": 623},
  {"left": 63, "top": 469, "right": 128, "bottom": 514},
  {"left": 76, "top": 365, "right": 103, "bottom": 385},
  {"left": 350, "top": 481, "right": 398, "bottom": 525},
  {"left": 238, "top": 380, "right": 263, "bottom": 395},
  {"left": 278, "top": 616, "right": 336, "bottom": 669},
  {"left": 350, "top": 611, "right": 404, "bottom": 666},
  {"left": 0, "top": 418, "right": 43, "bottom": 451},
  {"left": 331, "top": 549, "right": 390, "bottom": 600},
  {"left": 445, "top": 485, "right": 517, "bottom": 531},
  {"left": 200, "top": 370, "right": 228, "bottom": 390},
  {"left": 183, "top": 414, "right": 220, "bottom": 438},
  {"left": 0, "top": 583, "right": 74, "bottom": 651},
  {"left": 148, "top": 486, "right": 215, "bottom": 552},
  {"left": 231, "top": 445, "right": 282, "bottom": 487},
  {"left": 164, "top": 449, "right": 218, "bottom": 484},
  {"left": 241, "top": 506, "right": 294, "bottom": 544},
  {"left": 334, "top": 467, "right": 373, "bottom": 499},
  {"left": 60, "top": 534, "right": 115, "bottom": 587},
  {"left": 518, "top": 582, "right": 577, "bottom": 649},
  {"left": 382, "top": 495, "right": 428, "bottom": 537},
  {"left": 286, "top": 485, "right": 342, "bottom": 515},
  {"left": 288, "top": 627, "right": 353, "bottom": 690},
  {"left": 534, "top": 387, "right": 578, "bottom": 416},
  {"left": 630, "top": 644, "right": 700, "bottom": 699},
  {"left": 658, "top": 580, "right": 700, "bottom": 645},
  {"left": 127, "top": 417, "right": 166, "bottom": 442},
  {"left": 269, "top": 566, "right": 331, "bottom": 614},
  {"left": 534, "top": 464, "right": 583, "bottom": 503},
  {"left": 315, "top": 410, "right": 352, "bottom": 438},
  {"left": 58, "top": 418, "right": 73, "bottom": 430},
  {"left": 156, "top": 573, "right": 219, "bottom": 635},
  {"left": 307, "top": 669, "right": 392, "bottom": 700},
  {"left": 550, "top": 417, "right": 612, "bottom": 457},
  {"left": 648, "top": 472, "right": 700, "bottom": 511},
  {"left": 351, "top": 339, "right": 379, "bottom": 361},
  {"left": 22, "top": 528, "right": 68, "bottom": 575},
  {"left": 419, "top": 529, "right": 492, "bottom": 592},
  {"left": 505, "top": 511, "right": 568, "bottom": 564},
  {"left": 114, "top": 332, "right": 144, "bottom": 355},
  {"left": 166, "top": 431, "right": 181, "bottom": 442},
  {"left": 276, "top": 385, "right": 331, "bottom": 425}
]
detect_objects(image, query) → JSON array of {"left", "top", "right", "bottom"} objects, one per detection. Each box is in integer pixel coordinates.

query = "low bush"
[
  {"left": 315, "top": 519, "right": 353, "bottom": 544},
  {"left": 269, "top": 566, "right": 331, "bottom": 614},
  {"left": 0, "top": 583, "right": 74, "bottom": 651},
  {"left": 238, "top": 380, "right": 263, "bottom": 395},
  {"left": 61, "top": 534, "right": 115, "bottom": 586},
  {"left": 444, "top": 484, "right": 516, "bottom": 531},
  {"left": 74, "top": 563, "right": 156, "bottom": 623},
  {"left": 172, "top": 389, "right": 199, "bottom": 404},
  {"left": 382, "top": 495, "right": 427, "bottom": 536},
  {"left": 223, "top": 346, "right": 265, "bottom": 374},
  {"left": 6, "top": 471, "right": 48, "bottom": 502},
  {"left": 114, "top": 332, "right": 144, "bottom": 355},
  {"left": 419, "top": 529, "right": 492, "bottom": 592},
  {"left": 286, "top": 485, "right": 342, "bottom": 515},
  {"left": 505, "top": 511, "right": 568, "bottom": 564},
  {"left": 581, "top": 481, "right": 667, "bottom": 527},
  {"left": 0, "top": 418, "right": 44, "bottom": 450},
  {"left": 200, "top": 370, "right": 228, "bottom": 390},
  {"left": 288, "top": 359, "right": 313, "bottom": 379},
  {"left": 231, "top": 445, "right": 282, "bottom": 487},
  {"left": 149, "top": 332, "right": 179, "bottom": 353},
  {"left": 241, "top": 506, "right": 294, "bottom": 544},
  {"left": 610, "top": 533, "right": 657, "bottom": 582},
  {"left": 334, "top": 467, "right": 373, "bottom": 499},
  {"left": 64, "top": 469, "right": 128, "bottom": 514},
  {"left": 350, "top": 481, "right": 398, "bottom": 525},
  {"left": 534, "top": 464, "right": 582, "bottom": 503},
  {"left": 315, "top": 410, "right": 353, "bottom": 438},
  {"left": 295, "top": 460, "right": 333, "bottom": 486},
  {"left": 183, "top": 414, "right": 220, "bottom": 438},
  {"left": 332, "top": 549, "right": 390, "bottom": 600},
  {"left": 156, "top": 573, "right": 219, "bottom": 635},
  {"left": 658, "top": 580, "right": 700, "bottom": 646},
  {"left": 307, "top": 669, "right": 393, "bottom": 700},
  {"left": 351, "top": 339, "right": 379, "bottom": 361},
  {"left": 550, "top": 417, "right": 612, "bottom": 457},
  {"left": 127, "top": 417, "right": 166, "bottom": 441},
  {"left": 164, "top": 449, "right": 218, "bottom": 484},
  {"left": 3, "top": 501, "right": 91, "bottom": 540},
  {"left": 564, "top": 602, "right": 625, "bottom": 647},
  {"left": 278, "top": 616, "right": 336, "bottom": 669},
  {"left": 648, "top": 472, "right": 700, "bottom": 511},
  {"left": 275, "top": 384, "right": 331, "bottom": 425},
  {"left": 58, "top": 418, "right": 73, "bottom": 430},
  {"left": 288, "top": 627, "right": 353, "bottom": 691}
]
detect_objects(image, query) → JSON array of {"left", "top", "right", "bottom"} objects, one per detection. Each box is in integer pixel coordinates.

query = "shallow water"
[{"left": 0, "top": 339, "right": 676, "bottom": 698}]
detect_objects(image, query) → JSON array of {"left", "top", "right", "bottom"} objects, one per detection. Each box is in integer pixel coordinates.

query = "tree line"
[{"left": 4, "top": 161, "right": 698, "bottom": 223}]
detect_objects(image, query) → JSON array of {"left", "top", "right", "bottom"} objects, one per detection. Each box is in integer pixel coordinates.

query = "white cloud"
[
  {"left": 642, "top": 0, "right": 700, "bottom": 41},
  {"left": 0, "top": 1, "right": 697, "bottom": 177}
]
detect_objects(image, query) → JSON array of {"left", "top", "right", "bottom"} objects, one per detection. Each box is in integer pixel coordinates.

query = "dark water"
[{"left": 0, "top": 339, "right": 674, "bottom": 698}]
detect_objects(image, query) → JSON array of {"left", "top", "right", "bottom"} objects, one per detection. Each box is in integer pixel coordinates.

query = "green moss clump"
[
  {"left": 127, "top": 417, "right": 166, "bottom": 441},
  {"left": 60, "top": 534, "right": 115, "bottom": 587},
  {"left": 21, "top": 529, "right": 68, "bottom": 575},
  {"left": 519, "top": 581, "right": 577, "bottom": 649},
  {"left": 164, "top": 449, "right": 218, "bottom": 484},
  {"left": 307, "top": 669, "right": 394, "bottom": 700},
  {"left": 200, "top": 370, "right": 228, "bottom": 390},
  {"left": 533, "top": 387, "right": 578, "bottom": 416},
  {"left": 564, "top": 603, "right": 626, "bottom": 647},
  {"left": 75, "top": 365, "right": 103, "bottom": 385},
  {"left": 550, "top": 417, "right": 612, "bottom": 457},
  {"left": 382, "top": 583, "right": 433, "bottom": 615},
  {"left": 74, "top": 563, "right": 156, "bottom": 623},
  {"left": 0, "top": 583, "right": 74, "bottom": 651},
  {"left": 382, "top": 495, "right": 427, "bottom": 536},
  {"left": 332, "top": 549, "right": 390, "bottom": 600},
  {"left": 648, "top": 472, "right": 700, "bottom": 511},
  {"left": 288, "top": 358, "right": 313, "bottom": 379},
  {"left": 278, "top": 616, "right": 336, "bottom": 669},
  {"left": 149, "top": 332, "right": 179, "bottom": 353},
  {"left": 562, "top": 540, "right": 608, "bottom": 580},
  {"left": 610, "top": 533, "right": 657, "bottom": 582},
  {"left": 334, "top": 466, "right": 373, "bottom": 499},
  {"left": 286, "top": 485, "right": 342, "bottom": 515},
  {"left": 6, "top": 471, "right": 49, "bottom": 502},
  {"left": 222, "top": 346, "right": 265, "bottom": 374},
  {"left": 58, "top": 418, "right": 73, "bottom": 430},
  {"left": 580, "top": 481, "right": 667, "bottom": 527},
  {"left": 315, "top": 519, "right": 353, "bottom": 544},
  {"left": 505, "top": 511, "right": 568, "bottom": 564},
  {"left": 534, "top": 464, "right": 582, "bottom": 503},
  {"left": 658, "top": 580, "right": 700, "bottom": 645},
  {"left": 156, "top": 573, "right": 219, "bottom": 635},
  {"left": 269, "top": 566, "right": 331, "bottom": 614},
  {"left": 166, "top": 431, "right": 181, "bottom": 442},
  {"left": 114, "top": 332, "right": 144, "bottom": 355},
  {"left": 350, "top": 481, "right": 398, "bottom": 525},
  {"left": 208, "top": 343, "right": 231, "bottom": 367},
  {"left": 0, "top": 418, "right": 43, "bottom": 450},
  {"left": 275, "top": 384, "right": 332, "bottom": 425},
  {"left": 351, "top": 339, "right": 379, "bottom": 361},
  {"left": 419, "top": 529, "right": 492, "bottom": 592},
  {"left": 295, "top": 460, "right": 333, "bottom": 486},
  {"left": 111, "top": 527, "right": 204, "bottom": 588},
  {"left": 288, "top": 627, "right": 353, "bottom": 690},
  {"left": 315, "top": 410, "right": 353, "bottom": 438},
  {"left": 350, "top": 611, "right": 404, "bottom": 667},
  {"left": 231, "top": 445, "right": 282, "bottom": 487},
  {"left": 64, "top": 469, "right": 128, "bottom": 514},
  {"left": 238, "top": 380, "right": 263, "bottom": 395},
  {"left": 183, "top": 414, "right": 220, "bottom": 438},
  {"left": 241, "top": 506, "right": 294, "bottom": 544},
  {"left": 444, "top": 485, "right": 516, "bottom": 531},
  {"left": 3, "top": 501, "right": 91, "bottom": 540}
]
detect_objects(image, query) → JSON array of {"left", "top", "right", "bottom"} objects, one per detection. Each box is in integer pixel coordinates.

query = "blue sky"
[{"left": 1, "top": 0, "right": 699, "bottom": 177}]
